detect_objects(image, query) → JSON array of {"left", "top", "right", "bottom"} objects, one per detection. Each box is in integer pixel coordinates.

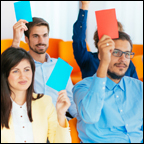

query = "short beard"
[
  {"left": 107, "top": 69, "right": 125, "bottom": 80},
  {"left": 29, "top": 45, "right": 47, "bottom": 54}
]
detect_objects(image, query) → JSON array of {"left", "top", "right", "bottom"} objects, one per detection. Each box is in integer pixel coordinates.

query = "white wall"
[
  {"left": 1, "top": 1, "right": 79, "bottom": 42},
  {"left": 30, "top": 1, "right": 79, "bottom": 41},
  {"left": 86, "top": 1, "right": 143, "bottom": 52},
  {"left": 1, "top": 1, "right": 17, "bottom": 39},
  {"left": 1, "top": 1, "right": 143, "bottom": 52}
]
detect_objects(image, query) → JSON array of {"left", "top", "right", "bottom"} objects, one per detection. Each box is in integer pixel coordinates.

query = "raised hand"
[
  {"left": 96, "top": 35, "right": 115, "bottom": 78},
  {"left": 81, "top": 1, "right": 90, "bottom": 10},
  {"left": 12, "top": 19, "right": 28, "bottom": 47},
  {"left": 97, "top": 35, "right": 115, "bottom": 65},
  {"left": 56, "top": 90, "right": 71, "bottom": 117},
  {"left": 81, "top": 1, "right": 90, "bottom": 5},
  {"left": 56, "top": 90, "right": 71, "bottom": 127}
]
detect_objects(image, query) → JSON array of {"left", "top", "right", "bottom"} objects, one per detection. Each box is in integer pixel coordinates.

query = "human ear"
[{"left": 25, "top": 36, "right": 29, "bottom": 44}]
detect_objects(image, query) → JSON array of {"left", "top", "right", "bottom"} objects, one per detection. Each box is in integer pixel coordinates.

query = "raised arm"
[
  {"left": 72, "top": 1, "right": 91, "bottom": 68},
  {"left": 73, "top": 75, "right": 107, "bottom": 124},
  {"left": 56, "top": 90, "right": 71, "bottom": 127},
  {"left": 47, "top": 95, "right": 71, "bottom": 143},
  {"left": 73, "top": 35, "right": 115, "bottom": 124},
  {"left": 12, "top": 19, "right": 28, "bottom": 47},
  {"left": 81, "top": 1, "right": 90, "bottom": 10}
]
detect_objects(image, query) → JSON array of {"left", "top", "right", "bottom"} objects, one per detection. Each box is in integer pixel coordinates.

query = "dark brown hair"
[
  {"left": 24, "top": 17, "right": 50, "bottom": 39},
  {"left": 93, "top": 21, "right": 124, "bottom": 49},
  {"left": 1, "top": 47, "right": 43, "bottom": 129},
  {"left": 117, "top": 21, "right": 124, "bottom": 32},
  {"left": 113, "top": 31, "right": 133, "bottom": 51}
]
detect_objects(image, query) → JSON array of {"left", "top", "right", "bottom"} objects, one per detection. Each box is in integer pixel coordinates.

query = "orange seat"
[
  {"left": 47, "top": 38, "right": 63, "bottom": 58},
  {"left": 59, "top": 41, "right": 90, "bottom": 85},
  {"left": 19, "top": 41, "right": 29, "bottom": 51},
  {"left": 70, "top": 71, "right": 82, "bottom": 85},
  {"left": 1, "top": 39, "right": 13, "bottom": 54},
  {"left": 132, "top": 44, "right": 143, "bottom": 56},
  {"left": 69, "top": 117, "right": 81, "bottom": 143},
  {"left": 1, "top": 38, "right": 63, "bottom": 59},
  {"left": 131, "top": 55, "right": 143, "bottom": 82},
  {"left": 1, "top": 39, "right": 29, "bottom": 53}
]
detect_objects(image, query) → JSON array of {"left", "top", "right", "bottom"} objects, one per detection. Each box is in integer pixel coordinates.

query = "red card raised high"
[{"left": 95, "top": 8, "right": 119, "bottom": 40}]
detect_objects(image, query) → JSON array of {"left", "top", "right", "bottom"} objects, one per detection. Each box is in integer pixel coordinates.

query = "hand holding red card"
[{"left": 95, "top": 8, "right": 119, "bottom": 40}]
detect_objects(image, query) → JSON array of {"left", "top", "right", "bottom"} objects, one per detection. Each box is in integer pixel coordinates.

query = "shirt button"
[
  {"left": 102, "top": 87, "right": 105, "bottom": 90},
  {"left": 20, "top": 115, "right": 23, "bottom": 117},
  {"left": 20, "top": 106, "right": 22, "bottom": 108},
  {"left": 80, "top": 26, "right": 82, "bottom": 28},
  {"left": 103, "top": 82, "right": 105, "bottom": 84},
  {"left": 23, "top": 126, "right": 25, "bottom": 128},
  {"left": 82, "top": 14, "right": 84, "bottom": 17},
  {"left": 126, "top": 124, "right": 128, "bottom": 127},
  {"left": 116, "top": 95, "right": 119, "bottom": 98},
  {"left": 120, "top": 109, "right": 123, "bottom": 112},
  {"left": 24, "top": 141, "right": 26, "bottom": 143}
]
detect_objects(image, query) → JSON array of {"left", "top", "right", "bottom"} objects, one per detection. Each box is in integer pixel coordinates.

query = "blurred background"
[{"left": 1, "top": 1, "right": 143, "bottom": 52}]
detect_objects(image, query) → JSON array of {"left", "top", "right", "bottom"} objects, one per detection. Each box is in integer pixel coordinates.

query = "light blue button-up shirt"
[
  {"left": 33, "top": 53, "right": 77, "bottom": 118},
  {"left": 73, "top": 74, "right": 143, "bottom": 143}
]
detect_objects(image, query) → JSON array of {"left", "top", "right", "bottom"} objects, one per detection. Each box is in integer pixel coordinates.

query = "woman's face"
[{"left": 8, "top": 59, "right": 33, "bottom": 92}]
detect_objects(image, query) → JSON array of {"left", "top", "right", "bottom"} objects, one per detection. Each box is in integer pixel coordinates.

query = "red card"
[{"left": 95, "top": 8, "right": 119, "bottom": 40}]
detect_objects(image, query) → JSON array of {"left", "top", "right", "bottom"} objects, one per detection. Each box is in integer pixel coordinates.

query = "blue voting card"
[
  {"left": 14, "top": 1, "right": 32, "bottom": 22},
  {"left": 46, "top": 58, "right": 73, "bottom": 92}
]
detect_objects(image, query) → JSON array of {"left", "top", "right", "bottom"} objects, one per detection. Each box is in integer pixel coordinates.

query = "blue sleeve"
[
  {"left": 66, "top": 77, "right": 78, "bottom": 118},
  {"left": 73, "top": 75, "right": 106, "bottom": 124},
  {"left": 72, "top": 9, "right": 92, "bottom": 68}
]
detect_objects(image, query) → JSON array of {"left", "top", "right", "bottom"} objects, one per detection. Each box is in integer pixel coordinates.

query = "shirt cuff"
[
  {"left": 56, "top": 118, "right": 71, "bottom": 143},
  {"left": 90, "top": 74, "right": 107, "bottom": 96},
  {"left": 58, "top": 117, "right": 69, "bottom": 129},
  {"left": 77, "top": 9, "right": 88, "bottom": 22}
]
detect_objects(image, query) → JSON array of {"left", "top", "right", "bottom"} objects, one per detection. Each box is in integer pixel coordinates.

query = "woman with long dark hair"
[{"left": 1, "top": 47, "right": 71, "bottom": 143}]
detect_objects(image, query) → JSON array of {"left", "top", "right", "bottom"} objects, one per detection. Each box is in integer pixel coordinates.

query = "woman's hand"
[{"left": 56, "top": 90, "right": 71, "bottom": 127}]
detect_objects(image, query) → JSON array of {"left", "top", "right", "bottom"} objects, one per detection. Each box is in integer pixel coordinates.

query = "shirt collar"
[
  {"left": 27, "top": 51, "right": 53, "bottom": 63},
  {"left": 11, "top": 97, "right": 27, "bottom": 112},
  {"left": 106, "top": 76, "right": 125, "bottom": 91},
  {"left": 45, "top": 53, "right": 53, "bottom": 63},
  {"left": 118, "top": 77, "right": 125, "bottom": 91}
]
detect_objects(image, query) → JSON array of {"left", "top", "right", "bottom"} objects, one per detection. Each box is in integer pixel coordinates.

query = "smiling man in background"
[{"left": 11, "top": 17, "right": 78, "bottom": 119}]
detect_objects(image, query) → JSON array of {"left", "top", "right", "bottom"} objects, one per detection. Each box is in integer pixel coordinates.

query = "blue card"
[
  {"left": 14, "top": 1, "right": 32, "bottom": 22},
  {"left": 46, "top": 58, "right": 73, "bottom": 92}
]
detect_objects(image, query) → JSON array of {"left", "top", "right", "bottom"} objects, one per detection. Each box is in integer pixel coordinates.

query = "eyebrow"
[
  {"left": 32, "top": 34, "right": 39, "bottom": 36},
  {"left": 12, "top": 66, "right": 31, "bottom": 70},
  {"left": 32, "top": 33, "right": 48, "bottom": 36},
  {"left": 114, "top": 48, "right": 131, "bottom": 52}
]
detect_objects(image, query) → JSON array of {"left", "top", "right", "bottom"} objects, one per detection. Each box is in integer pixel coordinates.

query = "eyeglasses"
[{"left": 112, "top": 49, "right": 135, "bottom": 59}]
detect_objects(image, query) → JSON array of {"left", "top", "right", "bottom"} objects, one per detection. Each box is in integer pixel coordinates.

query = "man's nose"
[
  {"left": 38, "top": 36, "right": 44, "bottom": 43},
  {"left": 119, "top": 53, "right": 127, "bottom": 61}
]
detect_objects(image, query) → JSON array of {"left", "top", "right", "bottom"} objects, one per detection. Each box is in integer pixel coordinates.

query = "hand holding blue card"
[
  {"left": 46, "top": 58, "right": 73, "bottom": 92},
  {"left": 14, "top": 1, "right": 32, "bottom": 22}
]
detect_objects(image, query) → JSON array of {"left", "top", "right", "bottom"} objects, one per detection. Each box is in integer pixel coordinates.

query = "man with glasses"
[
  {"left": 112, "top": 49, "right": 134, "bottom": 59},
  {"left": 72, "top": 1, "right": 138, "bottom": 79},
  {"left": 73, "top": 31, "right": 143, "bottom": 143}
]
